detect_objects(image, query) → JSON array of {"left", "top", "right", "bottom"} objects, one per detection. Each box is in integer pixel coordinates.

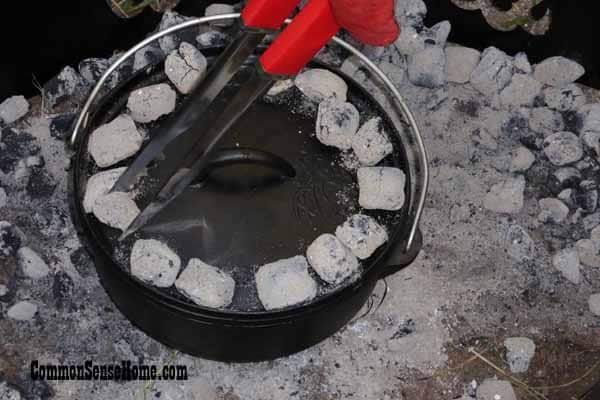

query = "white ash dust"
[{"left": 3, "top": 2, "right": 600, "bottom": 399}]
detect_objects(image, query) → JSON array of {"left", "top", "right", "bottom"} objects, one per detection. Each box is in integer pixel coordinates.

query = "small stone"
[
  {"left": 266, "top": 79, "right": 294, "bottom": 97},
  {"left": 552, "top": 248, "right": 581, "bottom": 284},
  {"left": 315, "top": 99, "right": 360, "bottom": 150},
  {"left": 130, "top": 239, "right": 181, "bottom": 288},
  {"left": 42, "top": 66, "right": 90, "bottom": 113},
  {"left": 92, "top": 192, "right": 140, "bottom": 231},
  {"left": 133, "top": 42, "right": 165, "bottom": 72},
  {"left": 295, "top": 69, "right": 348, "bottom": 102},
  {"left": 0, "top": 221, "right": 22, "bottom": 257},
  {"left": 407, "top": 46, "right": 446, "bottom": 88},
  {"left": 533, "top": 56, "right": 585, "bottom": 87},
  {"left": 88, "top": 114, "right": 143, "bottom": 168},
  {"left": 445, "top": 46, "right": 481, "bottom": 84},
  {"left": 513, "top": 52, "right": 532, "bottom": 74},
  {"left": 307, "top": 234, "right": 360, "bottom": 284},
  {"left": 157, "top": 11, "right": 198, "bottom": 54},
  {"left": 574, "top": 189, "right": 598, "bottom": 213},
  {"left": 470, "top": 47, "right": 513, "bottom": 97},
  {"left": 529, "top": 107, "right": 564, "bottom": 134},
  {"left": 543, "top": 84, "right": 585, "bottom": 112},
  {"left": 483, "top": 176, "right": 525, "bottom": 214},
  {"left": 504, "top": 337, "right": 536, "bottom": 373},
  {"left": 6, "top": 301, "right": 37, "bottom": 321},
  {"left": 17, "top": 247, "right": 49, "bottom": 279},
  {"left": 357, "top": 167, "right": 406, "bottom": 211},
  {"left": 543, "top": 131, "right": 583, "bottom": 166},
  {"left": 83, "top": 167, "right": 127, "bottom": 213},
  {"left": 582, "top": 131, "right": 600, "bottom": 158},
  {"left": 509, "top": 146, "right": 535, "bottom": 172},
  {"left": 395, "top": 21, "right": 450, "bottom": 56},
  {"left": 476, "top": 379, "right": 517, "bottom": 400},
  {"left": 0, "top": 381, "right": 21, "bottom": 400},
  {"left": 583, "top": 212, "right": 600, "bottom": 231},
  {"left": 576, "top": 239, "right": 600, "bottom": 268},
  {"left": 127, "top": 84, "right": 177, "bottom": 123},
  {"left": 558, "top": 188, "right": 573, "bottom": 203},
  {"left": 425, "top": 21, "right": 452, "bottom": 47},
  {"left": 351, "top": 117, "right": 393, "bottom": 166},
  {"left": 395, "top": 26, "right": 425, "bottom": 56},
  {"left": 335, "top": 214, "right": 388, "bottom": 260},
  {"left": 255, "top": 256, "right": 318, "bottom": 310},
  {"left": 395, "top": 0, "right": 427, "bottom": 29},
  {"left": 0, "top": 96, "right": 29, "bottom": 124},
  {"left": 196, "top": 30, "right": 230, "bottom": 49},
  {"left": 165, "top": 42, "right": 207, "bottom": 94},
  {"left": 582, "top": 104, "right": 600, "bottom": 133},
  {"left": 499, "top": 74, "right": 542, "bottom": 107},
  {"left": 506, "top": 224, "right": 535, "bottom": 262},
  {"left": 0, "top": 187, "right": 6, "bottom": 208},
  {"left": 553, "top": 167, "right": 581, "bottom": 186},
  {"left": 588, "top": 293, "right": 600, "bottom": 316},
  {"left": 580, "top": 179, "right": 597, "bottom": 191},
  {"left": 538, "top": 198, "right": 569, "bottom": 223},
  {"left": 175, "top": 258, "right": 235, "bottom": 308},
  {"left": 78, "top": 58, "right": 110, "bottom": 85},
  {"left": 205, "top": 3, "right": 235, "bottom": 27},
  {"left": 472, "top": 128, "right": 497, "bottom": 150}
]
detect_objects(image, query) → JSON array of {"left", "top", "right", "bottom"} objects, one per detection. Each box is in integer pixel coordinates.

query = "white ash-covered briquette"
[
  {"left": 357, "top": 167, "right": 406, "bottom": 211},
  {"left": 175, "top": 258, "right": 235, "bottom": 308},
  {"left": 165, "top": 42, "right": 207, "bottom": 95},
  {"left": 335, "top": 214, "right": 388, "bottom": 260},
  {"left": 92, "top": 192, "right": 140, "bottom": 231},
  {"left": 294, "top": 68, "right": 348, "bottom": 102},
  {"left": 127, "top": 83, "right": 177, "bottom": 123},
  {"left": 130, "top": 239, "right": 181, "bottom": 288},
  {"left": 0, "top": 95, "right": 29, "bottom": 124},
  {"left": 87, "top": 114, "right": 143, "bottom": 168},
  {"left": 306, "top": 234, "right": 360, "bottom": 285},
  {"left": 315, "top": 99, "right": 360, "bottom": 150},
  {"left": 255, "top": 256, "right": 317, "bottom": 310},
  {"left": 83, "top": 167, "right": 127, "bottom": 213},
  {"left": 351, "top": 117, "right": 394, "bottom": 166}
]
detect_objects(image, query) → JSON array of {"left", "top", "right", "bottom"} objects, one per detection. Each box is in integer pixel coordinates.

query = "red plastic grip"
[
  {"left": 241, "top": 0, "right": 301, "bottom": 30},
  {"left": 259, "top": 0, "right": 341, "bottom": 76}
]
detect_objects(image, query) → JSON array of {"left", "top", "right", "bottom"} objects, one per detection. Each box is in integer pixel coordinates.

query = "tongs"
[{"left": 114, "top": 0, "right": 343, "bottom": 239}]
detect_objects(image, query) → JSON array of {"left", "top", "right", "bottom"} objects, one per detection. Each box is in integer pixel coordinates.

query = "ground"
[{"left": 1, "top": 3, "right": 600, "bottom": 400}]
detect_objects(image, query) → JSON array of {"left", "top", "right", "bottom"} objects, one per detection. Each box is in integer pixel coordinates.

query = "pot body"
[{"left": 68, "top": 15, "right": 428, "bottom": 362}]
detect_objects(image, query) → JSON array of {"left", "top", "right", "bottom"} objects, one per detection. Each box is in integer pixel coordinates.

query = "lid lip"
[{"left": 69, "top": 15, "right": 425, "bottom": 320}]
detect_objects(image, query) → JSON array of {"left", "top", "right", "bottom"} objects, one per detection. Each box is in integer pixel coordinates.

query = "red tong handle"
[
  {"left": 241, "top": 0, "right": 302, "bottom": 30},
  {"left": 259, "top": 0, "right": 341, "bottom": 76}
]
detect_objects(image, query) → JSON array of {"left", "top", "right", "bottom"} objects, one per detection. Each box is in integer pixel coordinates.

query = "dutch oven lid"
[{"left": 73, "top": 52, "right": 412, "bottom": 313}]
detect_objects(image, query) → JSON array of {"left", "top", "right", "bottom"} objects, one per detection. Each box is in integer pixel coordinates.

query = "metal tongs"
[{"left": 113, "top": 0, "right": 343, "bottom": 239}]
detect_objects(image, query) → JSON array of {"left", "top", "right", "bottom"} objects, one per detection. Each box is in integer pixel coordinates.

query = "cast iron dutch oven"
[{"left": 68, "top": 14, "right": 429, "bottom": 362}]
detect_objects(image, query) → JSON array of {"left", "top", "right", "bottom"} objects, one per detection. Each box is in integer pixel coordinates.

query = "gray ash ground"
[{"left": 2, "top": 2, "right": 600, "bottom": 399}]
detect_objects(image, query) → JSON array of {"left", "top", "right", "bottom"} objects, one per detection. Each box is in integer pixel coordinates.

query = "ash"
[{"left": 1, "top": 3, "right": 600, "bottom": 400}]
